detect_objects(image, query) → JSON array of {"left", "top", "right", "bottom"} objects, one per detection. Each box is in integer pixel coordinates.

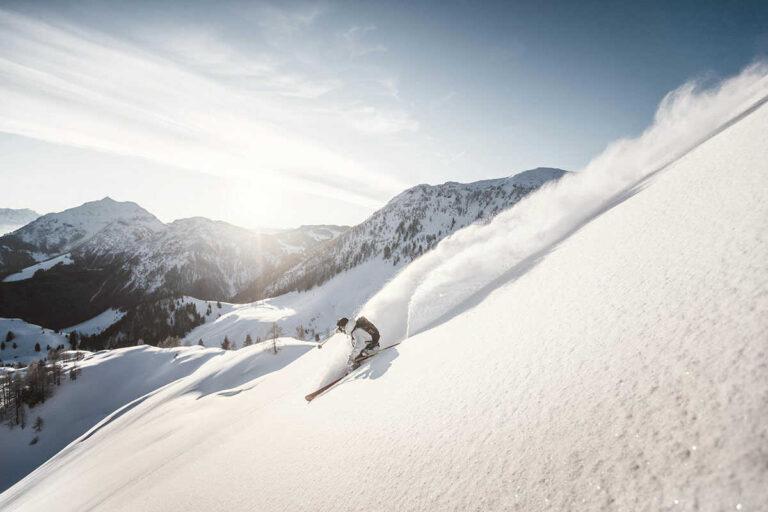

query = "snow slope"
[
  {"left": 184, "top": 259, "right": 398, "bottom": 346},
  {"left": 0, "top": 318, "right": 68, "bottom": 365},
  {"left": 1, "top": 67, "right": 767, "bottom": 511},
  {"left": 0, "top": 342, "right": 313, "bottom": 492},
  {"left": 63, "top": 308, "right": 126, "bottom": 336},
  {"left": 2, "top": 254, "right": 73, "bottom": 283}
]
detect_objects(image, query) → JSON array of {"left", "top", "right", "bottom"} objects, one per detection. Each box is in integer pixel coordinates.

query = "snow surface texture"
[
  {"left": 0, "top": 318, "right": 68, "bottom": 365},
  {"left": 362, "top": 62, "right": 768, "bottom": 344},
  {"left": 2, "top": 66, "right": 767, "bottom": 511},
  {"left": 2, "top": 254, "right": 73, "bottom": 282},
  {"left": 0, "top": 342, "right": 312, "bottom": 492}
]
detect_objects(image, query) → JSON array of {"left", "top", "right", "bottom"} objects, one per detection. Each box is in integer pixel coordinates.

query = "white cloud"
[{"left": 0, "top": 7, "right": 413, "bottom": 209}]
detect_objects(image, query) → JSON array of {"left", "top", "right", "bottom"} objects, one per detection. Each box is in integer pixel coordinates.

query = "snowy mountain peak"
[
  {"left": 16, "top": 197, "right": 164, "bottom": 254},
  {"left": 263, "top": 168, "right": 568, "bottom": 298}
]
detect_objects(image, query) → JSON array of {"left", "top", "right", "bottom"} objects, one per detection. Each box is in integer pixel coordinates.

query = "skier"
[
  {"left": 347, "top": 316, "right": 380, "bottom": 365},
  {"left": 305, "top": 316, "right": 387, "bottom": 401}
]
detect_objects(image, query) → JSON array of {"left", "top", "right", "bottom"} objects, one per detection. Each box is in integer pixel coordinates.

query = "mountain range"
[{"left": 0, "top": 168, "right": 566, "bottom": 344}]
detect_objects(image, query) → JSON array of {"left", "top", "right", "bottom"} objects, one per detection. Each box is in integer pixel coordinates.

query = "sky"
[{"left": 0, "top": 0, "right": 766, "bottom": 229}]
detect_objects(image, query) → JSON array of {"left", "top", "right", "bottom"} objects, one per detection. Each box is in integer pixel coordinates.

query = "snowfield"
[
  {"left": 0, "top": 318, "right": 68, "bottom": 365},
  {"left": 1, "top": 67, "right": 767, "bottom": 511},
  {"left": 63, "top": 308, "right": 126, "bottom": 336},
  {"left": 2, "top": 253, "right": 73, "bottom": 283},
  {"left": 0, "top": 342, "right": 313, "bottom": 492}
]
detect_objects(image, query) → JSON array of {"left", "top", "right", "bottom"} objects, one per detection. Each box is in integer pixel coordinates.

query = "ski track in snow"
[{"left": 362, "top": 63, "right": 768, "bottom": 344}]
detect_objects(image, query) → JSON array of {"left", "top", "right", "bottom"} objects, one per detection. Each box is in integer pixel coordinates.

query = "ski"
[{"left": 304, "top": 343, "right": 402, "bottom": 402}]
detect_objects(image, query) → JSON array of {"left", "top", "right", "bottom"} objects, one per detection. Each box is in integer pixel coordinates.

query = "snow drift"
[{"left": 362, "top": 62, "right": 768, "bottom": 344}]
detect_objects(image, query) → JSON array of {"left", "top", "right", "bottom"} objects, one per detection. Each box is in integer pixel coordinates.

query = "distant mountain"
[
  {"left": 0, "top": 198, "right": 347, "bottom": 329},
  {"left": 0, "top": 198, "right": 162, "bottom": 273},
  {"left": 187, "top": 168, "right": 569, "bottom": 349},
  {"left": 0, "top": 208, "right": 40, "bottom": 236},
  {"left": 261, "top": 168, "right": 567, "bottom": 298}
]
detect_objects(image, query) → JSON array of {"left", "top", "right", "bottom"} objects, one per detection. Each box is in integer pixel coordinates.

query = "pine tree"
[
  {"left": 198, "top": 339, "right": 204, "bottom": 346},
  {"left": 221, "top": 336, "right": 230, "bottom": 350},
  {"left": 5, "top": 331, "right": 14, "bottom": 342},
  {"left": 0, "top": 342, "right": 4, "bottom": 350},
  {"left": 33, "top": 416, "right": 43, "bottom": 432},
  {"left": 12, "top": 342, "right": 17, "bottom": 349},
  {"left": 68, "top": 331, "right": 79, "bottom": 350},
  {"left": 244, "top": 334, "right": 253, "bottom": 347},
  {"left": 34, "top": 342, "right": 41, "bottom": 352}
]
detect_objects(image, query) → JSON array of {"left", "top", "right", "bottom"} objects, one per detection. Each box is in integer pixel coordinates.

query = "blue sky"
[{"left": 1, "top": 0, "right": 766, "bottom": 228}]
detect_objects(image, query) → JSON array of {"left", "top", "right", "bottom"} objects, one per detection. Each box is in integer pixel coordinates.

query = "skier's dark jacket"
[{"left": 352, "top": 316, "right": 380, "bottom": 346}]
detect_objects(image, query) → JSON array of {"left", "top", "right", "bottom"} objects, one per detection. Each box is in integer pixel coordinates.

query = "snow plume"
[{"left": 362, "top": 62, "right": 768, "bottom": 344}]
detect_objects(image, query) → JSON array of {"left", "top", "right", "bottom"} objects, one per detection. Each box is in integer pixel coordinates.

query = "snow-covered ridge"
[
  {"left": 15, "top": 197, "right": 164, "bottom": 258},
  {"left": 63, "top": 308, "right": 126, "bottom": 336},
  {"left": 264, "top": 167, "right": 567, "bottom": 297}
]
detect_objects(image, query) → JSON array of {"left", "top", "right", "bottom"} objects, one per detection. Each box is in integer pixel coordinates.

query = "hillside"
[
  {"left": 259, "top": 167, "right": 566, "bottom": 298},
  {"left": 0, "top": 318, "right": 68, "bottom": 366},
  {"left": 1, "top": 65, "right": 765, "bottom": 511},
  {"left": 0, "top": 342, "right": 313, "bottom": 492},
  {"left": 0, "top": 201, "right": 346, "bottom": 330},
  {"left": 198, "top": 169, "right": 566, "bottom": 345},
  {"left": 183, "top": 259, "right": 397, "bottom": 348}
]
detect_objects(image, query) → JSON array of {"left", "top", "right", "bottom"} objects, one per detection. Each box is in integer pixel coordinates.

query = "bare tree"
[
  {"left": 269, "top": 323, "right": 283, "bottom": 354},
  {"left": 158, "top": 336, "right": 181, "bottom": 348}
]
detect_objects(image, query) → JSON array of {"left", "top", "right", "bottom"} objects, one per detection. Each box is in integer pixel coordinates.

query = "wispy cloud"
[
  {"left": 340, "top": 25, "right": 388, "bottom": 58},
  {"left": 0, "top": 6, "right": 413, "bottom": 208}
]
